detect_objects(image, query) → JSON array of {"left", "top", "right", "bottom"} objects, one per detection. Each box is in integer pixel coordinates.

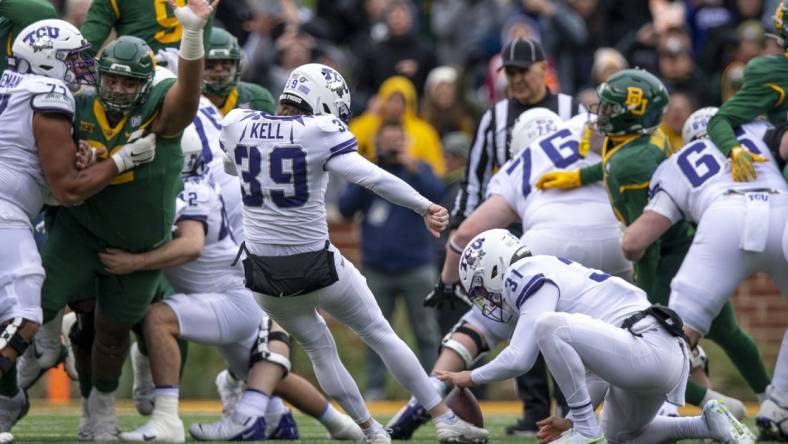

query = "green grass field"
[{"left": 9, "top": 406, "right": 782, "bottom": 444}]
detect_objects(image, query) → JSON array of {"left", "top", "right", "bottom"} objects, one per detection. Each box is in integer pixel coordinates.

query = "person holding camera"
[{"left": 339, "top": 121, "right": 444, "bottom": 400}]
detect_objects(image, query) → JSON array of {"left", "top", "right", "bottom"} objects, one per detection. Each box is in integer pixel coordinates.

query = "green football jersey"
[
  {"left": 578, "top": 129, "right": 694, "bottom": 300},
  {"left": 216, "top": 81, "right": 275, "bottom": 116},
  {"left": 67, "top": 78, "right": 184, "bottom": 251},
  {"left": 0, "top": 0, "right": 57, "bottom": 72},
  {"left": 708, "top": 55, "right": 788, "bottom": 156},
  {"left": 80, "top": 0, "right": 213, "bottom": 58}
]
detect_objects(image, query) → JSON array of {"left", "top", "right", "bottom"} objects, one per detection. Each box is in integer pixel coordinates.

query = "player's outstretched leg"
[
  {"left": 387, "top": 319, "right": 488, "bottom": 439},
  {"left": 316, "top": 259, "right": 489, "bottom": 444}
]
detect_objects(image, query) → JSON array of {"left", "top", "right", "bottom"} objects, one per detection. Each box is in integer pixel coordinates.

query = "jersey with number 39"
[
  {"left": 487, "top": 114, "right": 618, "bottom": 229},
  {"left": 648, "top": 121, "right": 788, "bottom": 223},
  {"left": 166, "top": 175, "right": 242, "bottom": 294},
  {"left": 221, "top": 108, "right": 357, "bottom": 247},
  {"left": 0, "top": 70, "right": 74, "bottom": 223}
]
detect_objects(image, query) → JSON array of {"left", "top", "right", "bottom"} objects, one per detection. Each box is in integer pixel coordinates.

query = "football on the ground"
[{"left": 445, "top": 386, "right": 484, "bottom": 427}]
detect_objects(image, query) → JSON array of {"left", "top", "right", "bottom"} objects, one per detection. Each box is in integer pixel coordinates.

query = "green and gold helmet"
[
  {"left": 204, "top": 27, "right": 241, "bottom": 96},
  {"left": 595, "top": 69, "right": 669, "bottom": 136},
  {"left": 96, "top": 36, "right": 155, "bottom": 114},
  {"left": 774, "top": 0, "right": 788, "bottom": 49}
]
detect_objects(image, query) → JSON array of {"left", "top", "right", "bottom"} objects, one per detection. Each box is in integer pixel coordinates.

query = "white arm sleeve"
[
  {"left": 470, "top": 284, "right": 560, "bottom": 385},
  {"left": 326, "top": 151, "right": 432, "bottom": 215},
  {"left": 644, "top": 190, "right": 683, "bottom": 224}
]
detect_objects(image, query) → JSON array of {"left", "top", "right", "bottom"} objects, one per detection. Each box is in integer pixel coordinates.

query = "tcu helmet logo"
[
  {"left": 460, "top": 238, "right": 486, "bottom": 273},
  {"left": 22, "top": 26, "right": 60, "bottom": 51},
  {"left": 320, "top": 67, "right": 348, "bottom": 98}
]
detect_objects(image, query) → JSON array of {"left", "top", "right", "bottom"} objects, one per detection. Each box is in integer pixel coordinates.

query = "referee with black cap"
[{"left": 430, "top": 37, "right": 581, "bottom": 436}]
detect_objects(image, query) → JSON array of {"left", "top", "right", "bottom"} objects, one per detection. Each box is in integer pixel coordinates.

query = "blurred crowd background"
[{"left": 34, "top": 0, "right": 785, "bottom": 401}]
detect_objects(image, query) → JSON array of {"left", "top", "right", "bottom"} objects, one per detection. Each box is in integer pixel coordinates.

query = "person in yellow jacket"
[{"left": 350, "top": 76, "right": 445, "bottom": 176}]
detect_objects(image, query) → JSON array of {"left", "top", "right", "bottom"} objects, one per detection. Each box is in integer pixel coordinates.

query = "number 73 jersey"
[
  {"left": 487, "top": 114, "right": 619, "bottom": 229},
  {"left": 648, "top": 121, "right": 788, "bottom": 223},
  {"left": 221, "top": 109, "right": 357, "bottom": 246}
]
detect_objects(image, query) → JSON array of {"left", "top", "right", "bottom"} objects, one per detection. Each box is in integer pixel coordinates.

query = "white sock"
[
  {"left": 628, "top": 416, "right": 709, "bottom": 443},
  {"left": 235, "top": 389, "right": 269, "bottom": 419},
  {"left": 153, "top": 394, "right": 179, "bottom": 418},
  {"left": 429, "top": 375, "right": 449, "bottom": 397},
  {"left": 433, "top": 410, "right": 457, "bottom": 425},
  {"left": 318, "top": 402, "right": 341, "bottom": 426},
  {"left": 264, "top": 396, "right": 286, "bottom": 427},
  {"left": 568, "top": 402, "right": 601, "bottom": 438},
  {"left": 362, "top": 420, "right": 385, "bottom": 437},
  {"left": 154, "top": 385, "right": 179, "bottom": 399}
]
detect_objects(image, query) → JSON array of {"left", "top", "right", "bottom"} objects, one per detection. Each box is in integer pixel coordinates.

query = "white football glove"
[
  {"left": 111, "top": 130, "right": 157, "bottom": 173},
  {"left": 172, "top": 1, "right": 210, "bottom": 32}
]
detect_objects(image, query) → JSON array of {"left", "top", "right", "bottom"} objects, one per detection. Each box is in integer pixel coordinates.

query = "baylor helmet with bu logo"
[
  {"left": 96, "top": 36, "right": 155, "bottom": 114},
  {"left": 595, "top": 69, "right": 669, "bottom": 136}
]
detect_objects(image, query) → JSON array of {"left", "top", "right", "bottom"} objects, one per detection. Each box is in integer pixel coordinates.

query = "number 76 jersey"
[
  {"left": 220, "top": 108, "right": 357, "bottom": 246},
  {"left": 487, "top": 114, "right": 619, "bottom": 229},
  {"left": 648, "top": 121, "right": 788, "bottom": 223}
]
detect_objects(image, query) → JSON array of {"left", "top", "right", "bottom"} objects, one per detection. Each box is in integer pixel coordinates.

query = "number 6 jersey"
[{"left": 647, "top": 121, "right": 788, "bottom": 224}]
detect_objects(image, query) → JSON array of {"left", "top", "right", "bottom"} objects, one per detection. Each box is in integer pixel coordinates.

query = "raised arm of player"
[
  {"left": 326, "top": 150, "right": 447, "bottom": 236},
  {"left": 78, "top": 0, "right": 116, "bottom": 58},
  {"left": 98, "top": 219, "right": 205, "bottom": 274},
  {"left": 152, "top": 0, "right": 219, "bottom": 136}
]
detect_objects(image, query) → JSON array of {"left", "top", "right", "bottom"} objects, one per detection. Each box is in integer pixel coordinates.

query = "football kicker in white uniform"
[
  {"left": 390, "top": 109, "right": 630, "bottom": 439},
  {"left": 0, "top": 19, "right": 157, "bottom": 443},
  {"left": 436, "top": 229, "right": 755, "bottom": 444},
  {"left": 95, "top": 134, "right": 362, "bottom": 442},
  {"left": 217, "top": 63, "right": 489, "bottom": 444},
  {"left": 623, "top": 108, "right": 788, "bottom": 441}
]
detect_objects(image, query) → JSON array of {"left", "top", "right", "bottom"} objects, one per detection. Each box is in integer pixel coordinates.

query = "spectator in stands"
[
  {"left": 576, "top": 47, "right": 628, "bottom": 108},
  {"left": 350, "top": 75, "right": 446, "bottom": 175},
  {"left": 355, "top": 0, "right": 437, "bottom": 110},
  {"left": 338, "top": 121, "right": 443, "bottom": 400},
  {"left": 420, "top": 66, "right": 476, "bottom": 138},
  {"left": 64, "top": 0, "right": 91, "bottom": 27},
  {"left": 529, "top": 0, "right": 590, "bottom": 95},
  {"left": 661, "top": 90, "right": 698, "bottom": 150},
  {"left": 658, "top": 29, "right": 710, "bottom": 105}
]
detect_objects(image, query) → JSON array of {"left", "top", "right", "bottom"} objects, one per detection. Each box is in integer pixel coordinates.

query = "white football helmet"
[
  {"left": 458, "top": 229, "right": 532, "bottom": 322},
  {"left": 510, "top": 108, "right": 561, "bottom": 157},
  {"left": 181, "top": 124, "right": 206, "bottom": 176},
  {"left": 11, "top": 19, "right": 94, "bottom": 87},
  {"left": 682, "top": 107, "right": 719, "bottom": 145},
  {"left": 279, "top": 63, "right": 351, "bottom": 122}
]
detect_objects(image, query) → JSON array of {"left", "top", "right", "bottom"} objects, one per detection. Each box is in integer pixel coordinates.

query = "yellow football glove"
[
  {"left": 535, "top": 169, "right": 582, "bottom": 190},
  {"left": 730, "top": 145, "right": 768, "bottom": 182},
  {"left": 578, "top": 123, "right": 594, "bottom": 157}
]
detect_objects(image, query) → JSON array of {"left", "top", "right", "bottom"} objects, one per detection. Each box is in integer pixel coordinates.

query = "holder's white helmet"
[
  {"left": 510, "top": 108, "right": 561, "bottom": 157},
  {"left": 181, "top": 125, "right": 206, "bottom": 177},
  {"left": 682, "top": 107, "right": 719, "bottom": 145},
  {"left": 458, "top": 229, "right": 532, "bottom": 322},
  {"left": 11, "top": 19, "right": 94, "bottom": 87},
  {"left": 279, "top": 63, "right": 351, "bottom": 122}
]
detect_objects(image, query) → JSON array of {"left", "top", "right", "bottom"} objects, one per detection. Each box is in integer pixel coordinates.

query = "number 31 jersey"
[
  {"left": 487, "top": 114, "right": 619, "bottom": 230},
  {"left": 221, "top": 109, "right": 356, "bottom": 247},
  {"left": 0, "top": 70, "right": 74, "bottom": 223},
  {"left": 648, "top": 121, "right": 788, "bottom": 223}
]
